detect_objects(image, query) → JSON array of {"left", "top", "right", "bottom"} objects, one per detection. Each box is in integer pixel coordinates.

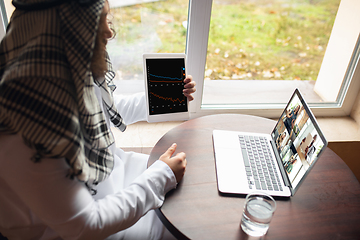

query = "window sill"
[
  {"left": 316, "top": 116, "right": 360, "bottom": 142},
  {"left": 202, "top": 79, "right": 322, "bottom": 105},
  {"left": 112, "top": 116, "right": 359, "bottom": 149},
  {"left": 112, "top": 79, "right": 359, "bottom": 146}
]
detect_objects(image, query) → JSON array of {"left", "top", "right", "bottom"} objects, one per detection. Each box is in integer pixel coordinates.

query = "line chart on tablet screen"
[{"left": 146, "top": 58, "right": 187, "bottom": 115}]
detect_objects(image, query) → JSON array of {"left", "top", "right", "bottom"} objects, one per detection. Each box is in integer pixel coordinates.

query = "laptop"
[{"left": 212, "top": 89, "right": 327, "bottom": 197}]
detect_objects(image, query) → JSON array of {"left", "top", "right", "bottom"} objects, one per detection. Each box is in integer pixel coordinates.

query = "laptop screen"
[{"left": 271, "top": 89, "right": 327, "bottom": 191}]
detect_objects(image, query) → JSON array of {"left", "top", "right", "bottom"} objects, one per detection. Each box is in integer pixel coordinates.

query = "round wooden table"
[{"left": 148, "top": 114, "right": 360, "bottom": 240}]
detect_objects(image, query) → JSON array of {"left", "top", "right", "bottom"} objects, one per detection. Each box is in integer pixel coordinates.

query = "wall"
[
  {"left": 350, "top": 88, "right": 360, "bottom": 124},
  {"left": 328, "top": 89, "right": 360, "bottom": 182}
]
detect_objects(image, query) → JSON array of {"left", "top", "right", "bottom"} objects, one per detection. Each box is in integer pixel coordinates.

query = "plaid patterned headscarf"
[{"left": 0, "top": 0, "right": 126, "bottom": 183}]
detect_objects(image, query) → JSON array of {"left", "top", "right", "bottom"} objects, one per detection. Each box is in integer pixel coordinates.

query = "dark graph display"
[{"left": 146, "top": 58, "right": 187, "bottom": 115}]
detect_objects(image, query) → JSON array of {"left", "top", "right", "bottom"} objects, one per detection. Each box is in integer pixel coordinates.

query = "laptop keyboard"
[{"left": 239, "top": 135, "right": 283, "bottom": 192}]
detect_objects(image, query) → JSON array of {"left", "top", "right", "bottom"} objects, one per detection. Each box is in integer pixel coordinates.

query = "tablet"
[{"left": 143, "top": 53, "right": 189, "bottom": 123}]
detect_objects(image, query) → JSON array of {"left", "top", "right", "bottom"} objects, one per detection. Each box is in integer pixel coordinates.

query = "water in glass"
[{"left": 241, "top": 198, "right": 274, "bottom": 237}]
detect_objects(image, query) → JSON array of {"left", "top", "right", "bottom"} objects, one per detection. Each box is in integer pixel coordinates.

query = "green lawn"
[{"left": 111, "top": 0, "right": 340, "bottom": 81}]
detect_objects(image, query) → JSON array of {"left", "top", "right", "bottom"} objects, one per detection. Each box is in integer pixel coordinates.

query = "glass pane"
[
  {"left": 108, "top": 0, "right": 189, "bottom": 85},
  {"left": 203, "top": 0, "right": 341, "bottom": 105}
]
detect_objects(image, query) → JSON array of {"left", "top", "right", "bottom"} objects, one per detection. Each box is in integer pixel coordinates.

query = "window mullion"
[{"left": 186, "top": 0, "right": 212, "bottom": 114}]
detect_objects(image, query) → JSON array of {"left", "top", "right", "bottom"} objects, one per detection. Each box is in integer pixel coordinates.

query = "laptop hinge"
[{"left": 270, "top": 140, "right": 292, "bottom": 189}]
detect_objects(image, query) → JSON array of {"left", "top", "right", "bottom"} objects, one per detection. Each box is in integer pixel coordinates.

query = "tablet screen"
[{"left": 145, "top": 58, "right": 187, "bottom": 115}]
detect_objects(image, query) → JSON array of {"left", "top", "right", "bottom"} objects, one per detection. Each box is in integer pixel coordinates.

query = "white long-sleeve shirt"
[{"left": 0, "top": 86, "right": 177, "bottom": 240}]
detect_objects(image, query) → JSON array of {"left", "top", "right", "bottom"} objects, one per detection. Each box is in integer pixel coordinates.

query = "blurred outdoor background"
[{"left": 108, "top": 0, "right": 341, "bottom": 82}]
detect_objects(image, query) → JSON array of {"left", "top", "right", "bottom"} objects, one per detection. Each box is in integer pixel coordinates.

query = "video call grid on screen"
[
  {"left": 271, "top": 93, "right": 326, "bottom": 189},
  {"left": 145, "top": 58, "right": 187, "bottom": 115}
]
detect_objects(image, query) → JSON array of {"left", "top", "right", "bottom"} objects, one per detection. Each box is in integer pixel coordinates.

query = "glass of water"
[{"left": 240, "top": 192, "right": 276, "bottom": 237}]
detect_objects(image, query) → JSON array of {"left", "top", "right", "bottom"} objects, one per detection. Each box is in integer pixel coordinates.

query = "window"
[
  {"left": 204, "top": 0, "right": 340, "bottom": 103},
  {"left": 0, "top": 0, "right": 190, "bottom": 97},
  {"left": 186, "top": 0, "right": 360, "bottom": 118},
  {"left": 1, "top": 0, "right": 359, "bottom": 118},
  {"left": 107, "top": 0, "right": 189, "bottom": 96}
]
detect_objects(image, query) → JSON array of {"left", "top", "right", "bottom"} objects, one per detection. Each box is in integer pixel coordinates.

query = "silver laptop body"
[{"left": 212, "top": 89, "right": 328, "bottom": 197}]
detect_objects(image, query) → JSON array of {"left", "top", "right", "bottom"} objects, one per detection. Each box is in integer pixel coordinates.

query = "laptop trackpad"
[{"left": 214, "top": 147, "right": 248, "bottom": 194}]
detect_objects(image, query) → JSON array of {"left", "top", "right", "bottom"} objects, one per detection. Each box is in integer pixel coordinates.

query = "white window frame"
[
  {"left": 186, "top": 0, "right": 360, "bottom": 119},
  {"left": 1, "top": 0, "right": 359, "bottom": 120}
]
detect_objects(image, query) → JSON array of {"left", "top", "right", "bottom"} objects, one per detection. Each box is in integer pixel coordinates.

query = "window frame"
[
  {"left": 1, "top": 0, "right": 359, "bottom": 119},
  {"left": 186, "top": 0, "right": 360, "bottom": 118}
]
